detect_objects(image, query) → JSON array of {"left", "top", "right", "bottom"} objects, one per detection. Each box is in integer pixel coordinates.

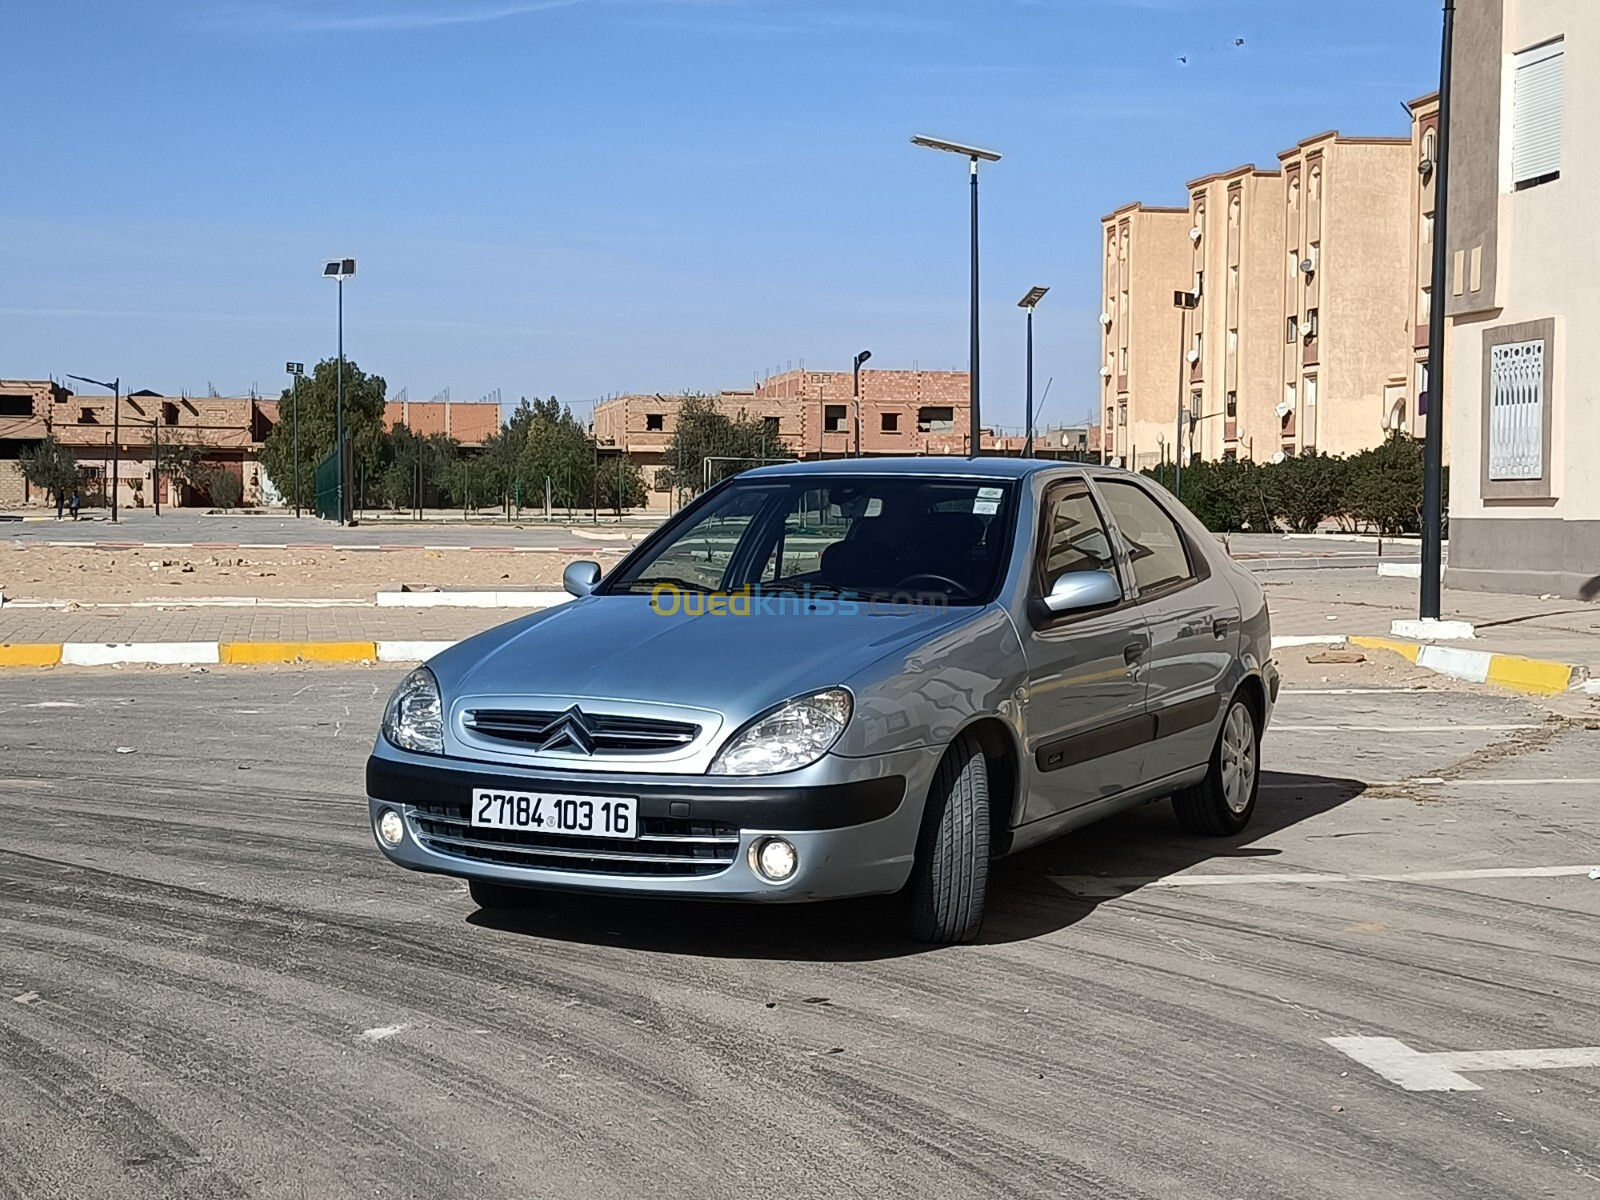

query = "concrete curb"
[
  {"left": 375, "top": 590, "right": 567, "bottom": 608},
  {"left": 1348, "top": 635, "right": 1585, "bottom": 697},
  {"left": 0, "top": 640, "right": 457, "bottom": 667}
]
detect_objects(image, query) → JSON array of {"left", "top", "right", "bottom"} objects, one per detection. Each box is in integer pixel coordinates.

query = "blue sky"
[{"left": 5, "top": 0, "right": 1439, "bottom": 430}]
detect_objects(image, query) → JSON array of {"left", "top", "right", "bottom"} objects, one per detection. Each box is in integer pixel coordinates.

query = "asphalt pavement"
[{"left": 2, "top": 672, "right": 1597, "bottom": 1200}]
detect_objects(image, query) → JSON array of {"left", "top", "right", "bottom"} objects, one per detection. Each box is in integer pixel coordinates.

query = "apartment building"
[
  {"left": 1273, "top": 131, "right": 1413, "bottom": 457},
  {"left": 592, "top": 368, "right": 981, "bottom": 499},
  {"left": 1407, "top": 92, "right": 1444, "bottom": 447},
  {"left": 1444, "top": 0, "right": 1596, "bottom": 598},
  {"left": 1182, "top": 165, "right": 1286, "bottom": 462},
  {"left": 1099, "top": 202, "right": 1191, "bottom": 469}
]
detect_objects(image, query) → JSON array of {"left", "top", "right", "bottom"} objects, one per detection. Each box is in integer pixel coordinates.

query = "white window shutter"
[
  {"left": 1488, "top": 340, "right": 1544, "bottom": 480},
  {"left": 1512, "top": 41, "right": 1564, "bottom": 184}
]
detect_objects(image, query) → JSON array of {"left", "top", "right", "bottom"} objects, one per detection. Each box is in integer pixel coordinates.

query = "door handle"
[
  {"left": 1212, "top": 617, "right": 1231, "bottom": 638},
  {"left": 1123, "top": 643, "right": 1145, "bottom": 665}
]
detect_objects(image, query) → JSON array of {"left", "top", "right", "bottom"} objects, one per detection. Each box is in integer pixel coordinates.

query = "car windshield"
[{"left": 605, "top": 474, "right": 1017, "bottom": 605}]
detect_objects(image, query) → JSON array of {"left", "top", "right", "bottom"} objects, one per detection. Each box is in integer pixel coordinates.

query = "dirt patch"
[{"left": 0, "top": 545, "right": 628, "bottom": 603}]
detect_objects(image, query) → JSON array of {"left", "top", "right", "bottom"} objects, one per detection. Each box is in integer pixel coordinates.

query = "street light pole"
[
  {"left": 852, "top": 349, "right": 872, "bottom": 457},
  {"left": 286, "top": 362, "right": 304, "bottom": 518},
  {"left": 912, "top": 134, "right": 1001, "bottom": 457},
  {"left": 1420, "top": 0, "right": 1455, "bottom": 620},
  {"left": 1171, "top": 289, "right": 1198, "bottom": 500},
  {"left": 66, "top": 373, "right": 120, "bottom": 522},
  {"left": 1018, "top": 287, "right": 1049, "bottom": 457},
  {"left": 152, "top": 416, "right": 161, "bottom": 516},
  {"left": 322, "top": 259, "right": 356, "bottom": 524}
]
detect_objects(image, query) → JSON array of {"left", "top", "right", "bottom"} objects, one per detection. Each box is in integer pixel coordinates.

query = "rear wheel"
[
  {"left": 1171, "top": 693, "right": 1259, "bottom": 836},
  {"left": 906, "top": 735, "right": 990, "bottom": 944},
  {"left": 468, "top": 878, "right": 531, "bottom": 910}
]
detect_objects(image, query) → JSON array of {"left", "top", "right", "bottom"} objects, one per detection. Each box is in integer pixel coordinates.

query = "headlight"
[
  {"left": 709, "top": 688, "right": 852, "bottom": 776},
  {"left": 382, "top": 667, "right": 444, "bottom": 755}
]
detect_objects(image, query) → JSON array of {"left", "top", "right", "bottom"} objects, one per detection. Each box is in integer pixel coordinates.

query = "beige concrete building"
[
  {"left": 1273, "top": 131, "right": 1414, "bottom": 458},
  {"left": 1407, "top": 92, "right": 1445, "bottom": 447},
  {"left": 1099, "top": 202, "right": 1191, "bottom": 470},
  {"left": 1444, "top": 0, "right": 1597, "bottom": 598},
  {"left": 1183, "top": 165, "right": 1286, "bottom": 462}
]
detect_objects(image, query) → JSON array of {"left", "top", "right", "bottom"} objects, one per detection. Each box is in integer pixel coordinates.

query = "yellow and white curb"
[
  {"left": 1348, "top": 635, "right": 1584, "bottom": 697},
  {"left": 0, "top": 640, "right": 460, "bottom": 668}
]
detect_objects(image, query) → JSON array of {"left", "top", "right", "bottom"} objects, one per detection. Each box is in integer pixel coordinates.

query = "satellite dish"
[
  {"left": 1186, "top": 349, "right": 1200, "bottom": 364},
  {"left": 1275, "top": 400, "right": 1293, "bottom": 418},
  {"left": 1111, "top": 457, "right": 1124, "bottom": 469},
  {"left": 1271, "top": 451, "right": 1287, "bottom": 464},
  {"left": 1099, "top": 312, "right": 1112, "bottom": 326},
  {"left": 1189, "top": 226, "right": 1202, "bottom": 243},
  {"left": 1100, "top": 365, "right": 1113, "bottom": 378},
  {"left": 1299, "top": 258, "right": 1315, "bottom": 274}
]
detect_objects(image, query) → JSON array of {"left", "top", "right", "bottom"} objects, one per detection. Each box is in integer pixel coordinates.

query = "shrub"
[
  {"left": 1344, "top": 435, "right": 1424, "bottom": 535},
  {"left": 1264, "top": 451, "right": 1348, "bottom": 533},
  {"left": 208, "top": 469, "right": 244, "bottom": 510}
]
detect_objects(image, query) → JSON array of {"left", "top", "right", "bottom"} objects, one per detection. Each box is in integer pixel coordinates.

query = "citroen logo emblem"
[{"left": 539, "top": 706, "right": 597, "bottom": 755}]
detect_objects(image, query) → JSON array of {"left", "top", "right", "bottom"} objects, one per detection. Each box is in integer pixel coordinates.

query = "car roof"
[{"left": 741, "top": 456, "right": 1129, "bottom": 482}]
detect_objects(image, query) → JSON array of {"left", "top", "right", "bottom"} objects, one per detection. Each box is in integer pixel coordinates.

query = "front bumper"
[{"left": 365, "top": 747, "right": 940, "bottom": 901}]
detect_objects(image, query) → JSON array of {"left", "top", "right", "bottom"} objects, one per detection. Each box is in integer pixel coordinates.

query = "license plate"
[{"left": 471, "top": 789, "right": 638, "bottom": 839}]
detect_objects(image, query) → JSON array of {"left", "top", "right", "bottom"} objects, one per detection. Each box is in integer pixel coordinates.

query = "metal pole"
[
  {"left": 1024, "top": 306, "right": 1034, "bottom": 458},
  {"left": 292, "top": 373, "right": 301, "bottom": 518},
  {"left": 968, "top": 156, "right": 981, "bottom": 456},
  {"left": 111, "top": 379, "right": 120, "bottom": 522},
  {"left": 1175, "top": 306, "right": 1186, "bottom": 500},
  {"left": 853, "top": 361, "right": 861, "bottom": 458},
  {"left": 153, "top": 417, "right": 161, "bottom": 516},
  {"left": 1420, "top": 0, "right": 1455, "bottom": 620},
  {"left": 336, "top": 279, "right": 346, "bottom": 524}
]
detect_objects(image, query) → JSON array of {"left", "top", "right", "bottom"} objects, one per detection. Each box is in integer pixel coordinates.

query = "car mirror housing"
[
  {"left": 1041, "top": 571, "right": 1121, "bottom": 615},
  {"left": 563, "top": 560, "right": 602, "bottom": 597}
]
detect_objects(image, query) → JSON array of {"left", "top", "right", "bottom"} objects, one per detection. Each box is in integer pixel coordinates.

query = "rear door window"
[{"left": 1095, "top": 480, "right": 1195, "bottom": 596}]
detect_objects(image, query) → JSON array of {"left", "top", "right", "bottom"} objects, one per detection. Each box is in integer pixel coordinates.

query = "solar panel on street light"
[{"left": 910, "top": 134, "right": 1001, "bottom": 162}]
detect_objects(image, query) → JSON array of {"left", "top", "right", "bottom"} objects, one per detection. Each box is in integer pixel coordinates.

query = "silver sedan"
[{"left": 366, "top": 458, "right": 1277, "bottom": 943}]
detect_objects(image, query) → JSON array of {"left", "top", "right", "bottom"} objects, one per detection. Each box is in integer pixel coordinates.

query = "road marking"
[
  {"left": 1052, "top": 864, "right": 1596, "bottom": 896},
  {"left": 219, "top": 641, "right": 376, "bottom": 664},
  {"left": 358, "top": 1024, "right": 406, "bottom": 1042},
  {"left": 1280, "top": 687, "right": 1431, "bottom": 695},
  {"left": 61, "top": 641, "right": 221, "bottom": 666},
  {"left": 1272, "top": 724, "right": 1541, "bottom": 733},
  {"left": 375, "top": 640, "right": 458, "bottom": 662},
  {"left": 0, "top": 644, "right": 62, "bottom": 667},
  {"left": 1325, "top": 1035, "right": 1600, "bottom": 1092}
]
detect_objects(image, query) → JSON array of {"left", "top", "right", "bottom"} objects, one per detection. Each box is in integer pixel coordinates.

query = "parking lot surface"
[{"left": 2, "top": 671, "right": 1597, "bottom": 1199}]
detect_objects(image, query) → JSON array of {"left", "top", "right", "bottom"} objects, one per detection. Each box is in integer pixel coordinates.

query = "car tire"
[
  {"left": 1171, "top": 692, "right": 1260, "bottom": 836},
  {"left": 468, "top": 878, "right": 530, "bottom": 910},
  {"left": 906, "top": 735, "right": 990, "bottom": 944}
]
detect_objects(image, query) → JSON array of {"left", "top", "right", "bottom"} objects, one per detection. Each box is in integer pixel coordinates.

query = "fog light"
[
  {"left": 376, "top": 808, "right": 405, "bottom": 847},
  {"left": 751, "top": 837, "right": 798, "bottom": 883}
]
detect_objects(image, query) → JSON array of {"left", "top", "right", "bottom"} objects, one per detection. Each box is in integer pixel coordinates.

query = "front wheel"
[
  {"left": 906, "top": 735, "right": 990, "bottom": 944},
  {"left": 1171, "top": 693, "right": 1260, "bottom": 836}
]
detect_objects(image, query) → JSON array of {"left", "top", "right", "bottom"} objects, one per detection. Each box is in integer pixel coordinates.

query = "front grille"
[
  {"left": 410, "top": 801, "right": 739, "bottom": 877},
  {"left": 463, "top": 709, "right": 701, "bottom": 754}
]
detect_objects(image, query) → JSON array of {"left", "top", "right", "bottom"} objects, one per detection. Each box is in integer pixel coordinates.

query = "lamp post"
[
  {"left": 1171, "top": 289, "right": 1198, "bottom": 499},
  {"left": 852, "top": 349, "right": 872, "bottom": 457},
  {"left": 285, "top": 362, "right": 304, "bottom": 517},
  {"left": 66, "top": 374, "right": 120, "bottom": 522},
  {"left": 1017, "top": 286, "right": 1049, "bottom": 457},
  {"left": 1419, "top": 0, "right": 1454, "bottom": 620},
  {"left": 912, "top": 134, "right": 1001, "bottom": 457},
  {"left": 322, "top": 258, "right": 356, "bottom": 523}
]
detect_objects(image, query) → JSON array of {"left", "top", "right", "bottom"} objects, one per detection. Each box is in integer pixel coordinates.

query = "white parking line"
[
  {"left": 1051, "top": 864, "right": 1596, "bottom": 896},
  {"left": 1272, "top": 724, "right": 1541, "bottom": 733},
  {"left": 1325, "top": 1035, "right": 1600, "bottom": 1092}
]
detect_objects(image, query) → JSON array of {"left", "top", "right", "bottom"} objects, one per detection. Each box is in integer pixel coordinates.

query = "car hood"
[{"left": 431, "top": 594, "right": 985, "bottom": 719}]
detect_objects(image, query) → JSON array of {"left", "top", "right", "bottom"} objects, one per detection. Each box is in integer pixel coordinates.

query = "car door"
[
  {"left": 1091, "top": 477, "right": 1240, "bottom": 782},
  {"left": 1017, "top": 477, "right": 1152, "bottom": 824}
]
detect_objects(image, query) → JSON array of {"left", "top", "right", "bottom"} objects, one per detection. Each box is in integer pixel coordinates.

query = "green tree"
[
  {"left": 207, "top": 468, "right": 244, "bottom": 510},
  {"left": 260, "top": 357, "right": 388, "bottom": 511},
  {"left": 518, "top": 397, "right": 596, "bottom": 511},
  {"left": 595, "top": 453, "right": 648, "bottom": 512},
  {"left": 1345, "top": 434, "right": 1425, "bottom": 535},
  {"left": 478, "top": 397, "right": 535, "bottom": 511},
  {"left": 1265, "top": 451, "right": 1349, "bottom": 533},
  {"left": 19, "top": 436, "right": 80, "bottom": 505},
  {"left": 657, "top": 394, "right": 792, "bottom": 496},
  {"left": 153, "top": 441, "right": 209, "bottom": 502}
]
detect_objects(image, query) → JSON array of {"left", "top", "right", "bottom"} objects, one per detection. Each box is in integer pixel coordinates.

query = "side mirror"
[
  {"left": 562, "top": 561, "right": 602, "bottom": 598},
  {"left": 1042, "top": 570, "right": 1121, "bottom": 615}
]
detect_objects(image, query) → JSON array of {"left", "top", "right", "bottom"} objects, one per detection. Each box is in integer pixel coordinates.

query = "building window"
[
  {"left": 162, "top": 402, "right": 180, "bottom": 426},
  {"left": 824, "top": 405, "right": 848, "bottom": 433},
  {"left": 1308, "top": 167, "right": 1321, "bottom": 201},
  {"left": 1227, "top": 328, "right": 1239, "bottom": 355},
  {"left": 79, "top": 407, "right": 98, "bottom": 424},
  {"left": 1511, "top": 39, "right": 1564, "bottom": 188},
  {"left": 916, "top": 406, "right": 954, "bottom": 434},
  {"left": 645, "top": 412, "right": 664, "bottom": 431},
  {"left": 0, "top": 394, "right": 32, "bottom": 417},
  {"left": 1304, "top": 308, "right": 1318, "bottom": 340},
  {"left": 1223, "top": 448, "right": 1237, "bottom": 463},
  {"left": 1225, "top": 391, "right": 1237, "bottom": 418},
  {"left": 881, "top": 412, "right": 899, "bottom": 433},
  {"left": 1288, "top": 249, "right": 1300, "bottom": 280},
  {"left": 1303, "top": 374, "right": 1318, "bottom": 410},
  {"left": 1117, "top": 405, "right": 1128, "bottom": 426},
  {"left": 1423, "top": 128, "right": 1437, "bottom": 165},
  {"left": 762, "top": 416, "right": 780, "bottom": 438},
  {"left": 1422, "top": 210, "right": 1434, "bottom": 245},
  {"left": 1120, "top": 347, "right": 1129, "bottom": 372},
  {"left": 1286, "top": 315, "right": 1299, "bottom": 343},
  {"left": 1488, "top": 339, "right": 1545, "bottom": 479},
  {"left": 1193, "top": 270, "right": 1204, "bottom": 297},
  {"left": 1419, "top": 286, "right": 1431, "bottom": 325}
]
